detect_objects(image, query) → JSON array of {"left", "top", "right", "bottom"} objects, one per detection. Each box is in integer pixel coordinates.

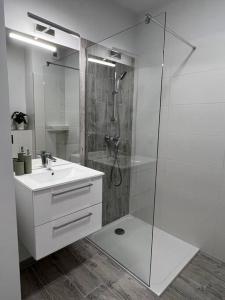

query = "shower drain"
[{"left": 114, "top": 228, "right": 125, "bottom": 235}]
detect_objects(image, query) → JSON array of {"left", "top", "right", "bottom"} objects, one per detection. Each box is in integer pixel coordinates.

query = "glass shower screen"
[{"left": 86, "top": 14, "right": 166, "bottom": 287}]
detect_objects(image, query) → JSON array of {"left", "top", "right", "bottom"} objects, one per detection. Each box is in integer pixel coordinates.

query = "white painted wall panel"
[{"left": 0, "top": 1, "right": 21, "bottom": 298}]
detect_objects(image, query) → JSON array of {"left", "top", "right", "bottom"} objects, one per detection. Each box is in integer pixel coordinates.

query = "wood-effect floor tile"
[
  {"left": 43, "top": 277, "right": 84, "bottom": 300},
  {"left": 68, "top": 239, "right": 103, "bottom": 260},
  {"left": 20, "top": 269, "right": 48, "bottom": 300},
  {"left": 192, "top": 252, "right": 225, "bottom": 282},
  {"left": 20, "top": 239, "right": 225, "bottom": 300},
  {"left": 110, "top": 273, "right": 156, "bottom": 300},
  {"left": 174, "top": 263, "right": 225, "bottom": 299},
  {"left": 84, "top": 251, "right": 125, "bottom": 286},
  {"left": 31, "top": 255, "right": 84, "bottom": 299},
  {"left": 87, "top": 284, "right": 122, "bottom": 300},
  {"left": 52, "top": 247, "right": 102, "bottom": 297},
  {"left": 161, "top": 286, "right": 188, "bottom": 300}
]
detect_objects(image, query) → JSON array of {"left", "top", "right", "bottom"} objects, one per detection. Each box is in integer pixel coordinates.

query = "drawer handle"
[
  {"left": 52, "top": 183, "right": 93, "bottom": 197},
  {"left": 53, "top": 212, "right": 93, "bottom": 231}
]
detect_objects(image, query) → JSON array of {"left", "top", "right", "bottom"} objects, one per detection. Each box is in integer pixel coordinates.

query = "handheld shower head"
[
  {"left": 119, "top": 71, "right": 127, "bottom": 80},
  {"left": 115, "top": 71, "right": 127, "bottom": 91},
  {"left": 112, "top": 70, "right": 127, "bottom": 122}
]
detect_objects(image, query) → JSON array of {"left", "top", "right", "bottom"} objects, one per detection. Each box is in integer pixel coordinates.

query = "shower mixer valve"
[
  {"left": 104, "top": 135, "right": 122, "bottom": 187},
  {"left": 105, "top": 135, "right": 120, "bottom": 154},
  {"left": 105, "top": 135, "right": 120, "bottom": 145}
]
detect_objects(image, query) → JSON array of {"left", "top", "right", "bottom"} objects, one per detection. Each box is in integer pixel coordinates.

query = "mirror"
[{"left": 6, "top": 29, "right": 80, "bottom": 163}]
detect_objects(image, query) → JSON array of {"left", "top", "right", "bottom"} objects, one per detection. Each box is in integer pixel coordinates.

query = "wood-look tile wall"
[{"left": 86, "top": 59, "right": 134, "bottom": 225}]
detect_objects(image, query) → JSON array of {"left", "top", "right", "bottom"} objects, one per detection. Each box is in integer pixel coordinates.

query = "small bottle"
[
  {"left": 24, "top": 149, "right": 32, "bottom": 174},
  {"left": 14, "top": 160, "right": 24, "bottom": 176},
  {"left": 18, "top": 146, "right": 25, "bottom": 161}
]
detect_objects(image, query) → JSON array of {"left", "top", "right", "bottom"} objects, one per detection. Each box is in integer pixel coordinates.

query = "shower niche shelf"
[{"left": 46, "top": 124, "right": 69, "bottom": 132}]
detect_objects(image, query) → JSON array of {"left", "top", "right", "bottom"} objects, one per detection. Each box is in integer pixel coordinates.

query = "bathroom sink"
[
  {"left": 30, "top": 166, "right": 83, "bottom": 184},
  {"left": 15, "top": 160, "right": 104, "bottom": 191}
]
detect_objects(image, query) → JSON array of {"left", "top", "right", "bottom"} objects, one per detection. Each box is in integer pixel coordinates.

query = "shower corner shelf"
[{"left": 46, "top": 124, "right": 69, "bottom": 132}]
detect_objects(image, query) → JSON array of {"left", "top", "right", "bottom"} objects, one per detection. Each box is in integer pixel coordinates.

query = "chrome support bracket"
[{"left": 145, "top": 13, "right": 151, "bottom": 24}]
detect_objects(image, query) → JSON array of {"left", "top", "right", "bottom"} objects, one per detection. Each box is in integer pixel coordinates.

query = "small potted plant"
[{"left": 11, "top": 111, "right": 28, "bottom": 130}]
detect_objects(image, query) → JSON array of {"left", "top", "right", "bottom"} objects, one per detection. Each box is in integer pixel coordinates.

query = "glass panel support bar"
[{"left": 145, "top": 13, "right": 196, "bottom": 50}]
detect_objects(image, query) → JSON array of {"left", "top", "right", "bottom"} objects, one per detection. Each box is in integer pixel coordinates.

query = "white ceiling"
[{"left": 112, "top": 0, "right": 172, "bottom": 15}]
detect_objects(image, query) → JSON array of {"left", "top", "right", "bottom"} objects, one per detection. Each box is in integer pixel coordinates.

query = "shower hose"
[{"left": 110, "top": 146, "right": 122, "bottom": 187}]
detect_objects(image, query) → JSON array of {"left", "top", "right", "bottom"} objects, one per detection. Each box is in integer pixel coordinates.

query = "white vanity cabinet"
[{"left": 15, "top": 165, "right": 103, "bottom": 260}]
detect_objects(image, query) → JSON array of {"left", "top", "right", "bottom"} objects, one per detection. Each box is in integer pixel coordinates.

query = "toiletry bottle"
[
  {"left": 24, "top": 149, "right": 32, "bottom": 174},
  {"left": 14, "top": 160, "right": 24, "bottom": 176},
  {"left": 18, "top": 146, "right": 25, "bottom": 161}
]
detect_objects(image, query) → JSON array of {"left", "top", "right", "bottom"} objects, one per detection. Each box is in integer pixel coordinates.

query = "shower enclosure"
[{"left": 85, "top": 13, "right": 198, "bottom": 295}]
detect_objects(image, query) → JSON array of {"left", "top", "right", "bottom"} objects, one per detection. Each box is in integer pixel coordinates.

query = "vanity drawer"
[
  {"left": 33, "top": 178, "right": 102, "bottom": 226},
  {"left": 34, "top": 203, "right": 102, "bottom": 260}
]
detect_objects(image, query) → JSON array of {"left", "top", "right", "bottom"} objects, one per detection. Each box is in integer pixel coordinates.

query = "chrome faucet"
[{"left": 40, "top": 151, "right": 56, "bottom": 169}]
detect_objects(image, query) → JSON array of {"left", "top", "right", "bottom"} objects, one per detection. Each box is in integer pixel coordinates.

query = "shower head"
[
  {"left": 112, "top": 70, "right": 127, "bottom": 122},
  {"left": 115, "top": 71, "right": 127, "bottom": 92},
  {"left": 119, "top": 71, "right": 127, "bottom": 80}
]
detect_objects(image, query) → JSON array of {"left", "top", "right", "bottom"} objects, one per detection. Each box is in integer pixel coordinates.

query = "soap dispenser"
[
  {"left": 24, "top": 149, "right": 32, "bottom": 174},
  {"left": 18, "top": 146, "right": 25, "bottom": 161}
]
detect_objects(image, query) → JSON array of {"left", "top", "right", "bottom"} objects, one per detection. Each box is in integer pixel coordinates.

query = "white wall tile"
[
  {"left": 168, "top": 103, "right": 225, "bottom": 135},
  {"left": 130, "top": 191, "right": 155, "bottom": 224},
  {"left": 155, "top": 160, "right": 222, "bottom": 248},
  {"left": 160, "top": 132, "right": 225, "bottom": 169},
  {"left": 130, "top": 166, "right": 155, "bottom": 197},
  {"left": 164, "top": 33, "right": 225, "bottom": 78},
  {"left": 170, "top": 69, "right": 225, "bottom": 105}
]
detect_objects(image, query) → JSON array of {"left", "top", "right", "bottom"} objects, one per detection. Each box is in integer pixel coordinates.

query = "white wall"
[
  {"left": 0, "top": 0, "right": 21, "bottom": 298},
  {"left": 4, "top": 0, "right": 136, "bottom": 46},
  {"left": 148, "top": 0, "right": 225, "bottom": 262}
]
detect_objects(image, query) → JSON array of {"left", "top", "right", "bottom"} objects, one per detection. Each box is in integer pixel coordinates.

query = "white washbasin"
[
  {"left": 15, "top": 159, "right": 103, "bottom": 191},
  {"left": 30, "top": 166, "right": 82, "bottom": 184}
]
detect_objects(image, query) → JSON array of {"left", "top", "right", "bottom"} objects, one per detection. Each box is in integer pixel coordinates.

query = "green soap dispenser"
[
  {"left": 18, "top": 146, "right": 25, "bottom": 161},
  {"left": 14, "top": 160, "right": 24, "bottom": 176},
  {"left": 24, "top": 149, "right": 32, "bottom": 174}
]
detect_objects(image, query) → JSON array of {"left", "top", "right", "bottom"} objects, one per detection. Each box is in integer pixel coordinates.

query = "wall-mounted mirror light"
[
  {"left": 9, "top": 32, "right": 57, "bottom": 52},
  {"left": 88, "top": 57, "right": 115, "bottom": 67}
]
